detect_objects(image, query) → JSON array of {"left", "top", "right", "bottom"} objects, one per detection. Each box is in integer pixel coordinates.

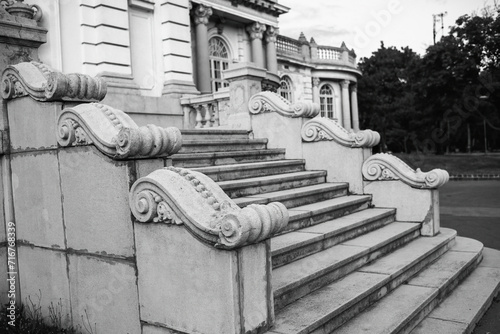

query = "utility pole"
[{"left": 433, "top": 12, "right": 448, "bottom": 44}]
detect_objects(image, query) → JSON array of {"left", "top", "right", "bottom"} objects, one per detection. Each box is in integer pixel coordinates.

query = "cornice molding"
[
  {"left": 248, "top": 91, "right": 319, "bottom": 118},
  {"left": 362, "top": 153, "right": 450, "bottom": 189},
  {"left": 57, "top": 103, "right": 182, "bottom": 160},
  {"left": 129, "top": 167, "right": 289, "bottom": 249},
  {"left": 301, "top": 117, "right": 380, "bottom": 148},
  {"left": 1, "top": 62, "right": 106, "bottom": 102}
]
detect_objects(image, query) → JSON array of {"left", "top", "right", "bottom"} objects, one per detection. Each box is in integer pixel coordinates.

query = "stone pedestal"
[{"left": 223, "top": 63, "right": 266, "bottom": 130}]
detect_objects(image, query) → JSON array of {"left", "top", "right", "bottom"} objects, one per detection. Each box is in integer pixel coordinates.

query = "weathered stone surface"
[
  {"left": 135, "top": 158, "right": 165, "bottom": 179},
  {"left": 365, "top": 180, "right": 440, "bottom": 236},
  {"left": 59, "top": 146, "right": 134, "bottom": 257},
  {"left": 11, "top": 151, "right": 65, "bottom": 248},
  {"left": 142, "top": 324, "right": 177, "bottom": 334},
  {"left": 18, "top": 246, "right": 71, "bottom": 327},
  {"left": 335, "top": 285, "right": 438, "bottom": 334},
  {"left": 303, "top": 140, "right": 365, "bottom": 194},
  {"left": 68, "top": 254, "right": 141, "bottom": 334},
  {"left": 251, "top": 111, "right": 303, "bottom": 159},
  {"left": 0, "top": 247, "right": 8, "bottom": 305},
  {"left": 7, "top": 97, "right": 62, "bottom": 151},
  {"left": 135, "top": 223, "right": 241, "bottom": 334},
  {"left": 411, "top": 317, "right": 468, "bottom": 334}
]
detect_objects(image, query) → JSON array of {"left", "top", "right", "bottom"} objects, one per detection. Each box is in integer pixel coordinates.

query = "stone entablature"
[
  {"left": 362, "top": 153, "right": 450, "bottom": 189},
  {"left": 129, "top": 166, "right": 289, "bottom": 249},
  {"left": 1, "top": 62, "right": 106, "bottom": 102},
  {"left": 248, "top": 91, "right": 319, "bottom": 118},
  {"left": 301, "top": 117, "right": 380, "bottom": 148},
  {"left": 57, "top": 103, "right": 182, "bottom": 160}
]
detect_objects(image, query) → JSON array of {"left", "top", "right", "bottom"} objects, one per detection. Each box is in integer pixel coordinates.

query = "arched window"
[
  {"left": 279, "top": 76, "right": 293, "bottom": 102},
  {"left": 209, "top": 37, "right": 230, "bottom": 92},
  {"left": 319, "top": 84, "right": 335, "bottom": 119}
]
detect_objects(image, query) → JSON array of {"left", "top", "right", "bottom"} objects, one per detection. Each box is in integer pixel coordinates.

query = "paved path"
[{"left": 439, "top": 180, "right": 500, "bottom": 334}]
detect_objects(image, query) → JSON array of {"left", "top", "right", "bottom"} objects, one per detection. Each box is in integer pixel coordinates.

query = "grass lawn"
[{"left": 394, "top": 153, "right": 500, "bottom": 175}]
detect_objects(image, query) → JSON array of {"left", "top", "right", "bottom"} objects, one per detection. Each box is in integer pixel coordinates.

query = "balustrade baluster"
[
  {"left": 202, "top": 103, "right": 210, "bottom": 128},
  {"left": 195, "top": 105, "right": 203, "bottom": 129}
]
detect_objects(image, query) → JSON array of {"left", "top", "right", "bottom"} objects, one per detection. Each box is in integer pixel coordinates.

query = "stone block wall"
[{"left": 6, "top": 97, "right": 169, "bottom": 332}]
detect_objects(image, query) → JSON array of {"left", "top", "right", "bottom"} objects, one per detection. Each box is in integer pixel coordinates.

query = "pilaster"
[
  {"left": 265, "top": 26, "right": 279, "bottom": 75},
  {"left": 312, "top": 77, "right": 320, "bottom": 105}
]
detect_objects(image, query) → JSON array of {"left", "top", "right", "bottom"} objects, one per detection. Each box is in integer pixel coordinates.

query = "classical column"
[
  {"left": 351, "top": 84, "right": 360, "bottom": 132},
  {"left": 246, "top": 22, "right": 266, "bottom": 67},
  {"left": 341, "top": 80, "right": 352, "bottom": 130},
  {"left": 194, "top": 4, "right": 212, "bottom": 94},
  {"left": 265, "top": 26, "right": 279, "bottom": 74},
  {"left": 312, "top": 77, "right": 320, "bottom": 106}
]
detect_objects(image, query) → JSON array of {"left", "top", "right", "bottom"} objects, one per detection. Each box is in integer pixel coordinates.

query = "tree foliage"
[{"left": 358, "top": 5, "right": 500, "bottom": 153}]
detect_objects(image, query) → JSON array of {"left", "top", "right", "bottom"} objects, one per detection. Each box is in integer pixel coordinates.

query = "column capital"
[
  {"left": 193, "top": 4, "right": 212, "bottom": 26},
  {"left": 247, "top": 22, "right": 266, "bottom": 40},
  {"left": 351, "top": 84, "right": 357, "bottom": 92},
  {"left": 312, "top": 77, "right": 320, "bottom": 87},
  {"left": 341, "top": 79, "right": 350, "bottom": 89},
  {"left": 265, "top": 26, "right": 279, "bottom": 43}
]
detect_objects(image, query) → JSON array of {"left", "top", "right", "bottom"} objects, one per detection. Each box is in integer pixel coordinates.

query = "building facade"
[{"left": 4, "top": 0, "right": 360, "bottom": 131}]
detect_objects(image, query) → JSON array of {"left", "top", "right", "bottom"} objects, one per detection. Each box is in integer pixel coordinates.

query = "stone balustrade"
[
  {"left": 180, "top": 91, "right": 229, "bottom": 129},
  {"left": 276, "top": 35, "right": 357, "bottom": 67}
]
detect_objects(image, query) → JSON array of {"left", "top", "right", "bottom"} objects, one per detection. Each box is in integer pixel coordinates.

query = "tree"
[{"left": 358, "top": 42, "right": 421, "bottom": 153}]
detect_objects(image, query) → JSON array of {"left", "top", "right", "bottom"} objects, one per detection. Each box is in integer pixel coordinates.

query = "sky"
[{"left": 278, "top": 0, "right": 497, "bottom": 59}]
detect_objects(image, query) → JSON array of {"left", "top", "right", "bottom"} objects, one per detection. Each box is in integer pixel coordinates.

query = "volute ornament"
[
  {"left": 248, "top": 91, "right": 319, "bottom": 118},
  {"left": 301, "top": 117, "right": 380, "bottom": 148},
  {"left": 57, "top": 103, "right": 182, "bottom": 160},
  {"left": 129, "top": 167, "right": 289, "bottom": 249},
  {"left": 1, "top": 62, "right": 106, "bottom": 102},
  {"left": 362, "top": 153, "right": 450, "bottom": 189}
]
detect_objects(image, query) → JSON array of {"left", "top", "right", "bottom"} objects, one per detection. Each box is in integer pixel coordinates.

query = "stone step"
[
  {"left": 218, "top": 171, "right": 327, "bottom": 198},
  {"left": 267, "top": 228, "right": 457, "bottom": 334},
  {"left": 180, "top": 129, "right": 250, "bottom": 140},
  {"left": 178, "top": 138, "right": 268, "bottom": 153},
  {"left": 171, "top": 148, "right": 286, "bottom": 168},
  {"left": 336, "top": 236, "right": 484, "bottom": 334},
  {"left": 283, "top": 195, "right": 372, "bottom": 234},
  {"left": 233, "top": 183, "right": 348, "bottom": 209},
  {"left": 191, "top": 160, "right": 305, "bottom": 182},
  {"left": 271, "top": 208, "right": 397, "bottom": 269},
  {"left": 273, "top": 222, "right": 422, "bottom": 312},
  {"left": 410, "top": 247, "right": 500, "bottom": 334}
]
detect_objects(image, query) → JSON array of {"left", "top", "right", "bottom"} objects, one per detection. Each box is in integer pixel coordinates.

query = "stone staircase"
[{"left": 170, "top": 129, "right": 500, "bottom": 334}]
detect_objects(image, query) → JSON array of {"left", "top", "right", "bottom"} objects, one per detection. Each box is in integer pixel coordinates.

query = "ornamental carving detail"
[
  {"left": 193, "top": 4, "right": 212, "bottom": 25},
  {"left": 362, "top": 153, "right": 450, "bottom": 189},
  {"left": 57, "top": 103, "right": 182, "bottom": 160},
  {"left": 246, "top": 22, "right": 266, "bottom": 40},
  {"left": 265, "top": 26, "right": 279, "bottom": 43},
  {"left": 1, "top": 62, "right": 107, "bottom": 102},
  {"left": 248, "top": 91, "right": 319, "bottom": 118},
  {"left": 129, "top": 167, "right": 289, "bottom": 249},
  {"left": 301, "top": 117, "right": 380, "bottom": 148}
]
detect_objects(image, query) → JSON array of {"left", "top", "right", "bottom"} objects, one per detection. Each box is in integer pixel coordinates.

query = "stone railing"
[
  {"left": 276, "top": 34, "right": 301, "bottom": 57},
  {"left": 129, "top": 166, "right": 289, "bottom": 249},
  {"left": 362, "top": 153, "right": 449, "bottom": 236},
  {"left": 317, "top": 45, "right": 342, "bottom": 61},
  {"left": 248, "top": 91, "right": 319, "bottom": 118},
  {"left": 302, "top": 117, "right": 380, "bottom": 148},
  {"left": 180, "top": 90, "right": 230, "bottom": 129},
  {"left": 276, "top": 35, "right": 357, "bottom": 67}
]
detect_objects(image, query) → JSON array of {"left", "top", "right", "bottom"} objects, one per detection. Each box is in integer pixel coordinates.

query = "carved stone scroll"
[
  {"left": 302, "top": 117, "right": 380, "bottom": 148},
  {"left": 129, "top": 167, "right": 289, "bottom": 249},
  {"left": 1, "top": 61, "right": 106, "bottom": 102},
  {"left": 248, "top": 91, "right": 319, "bottom": 118},
  {"left": 362, "top": 153, "right": 449, "bottom": 189},
  {"left": 57, "top": 103, "right": 182, "bottom": 160}
]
